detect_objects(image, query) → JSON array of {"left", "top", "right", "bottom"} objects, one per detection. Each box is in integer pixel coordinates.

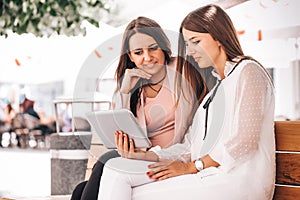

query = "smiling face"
[
  {"left": 182, "top": 28, "right": 222, "bottom": 69},
  {"left": 128, "top": 33, "right": 166, "bottom": 76}
]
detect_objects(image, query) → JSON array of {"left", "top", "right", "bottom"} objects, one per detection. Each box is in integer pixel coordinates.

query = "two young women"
[
  {"left": 98, "top": 4, "right": 275, "bottom": 200},
  {"left": 71, "top": 17, "right": 212, "bottom": 199}
]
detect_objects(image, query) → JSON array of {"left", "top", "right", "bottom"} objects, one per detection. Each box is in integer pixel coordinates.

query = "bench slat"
[
  {"left": 275, "top": 121, "right": 300, "bottom": 152},
  {"left": 273, "top": 185, "right": 300, "bottom": 200},
  {"left": 276, "top": 153, "right": 300, "bottom": 186},
  {"left": 273, "top": 121, "right": 300, "bottom": 199}
]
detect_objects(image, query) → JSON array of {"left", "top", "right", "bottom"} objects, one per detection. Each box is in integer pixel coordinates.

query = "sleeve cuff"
[
  {"left": 209, "top": 143, "right": 235, "bottom": 171},
  {"left": 148, "top": 145, "right": 162, "bottom": 155}
]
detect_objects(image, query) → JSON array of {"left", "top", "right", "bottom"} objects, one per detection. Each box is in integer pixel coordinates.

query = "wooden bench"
[
  {"left": 273, "top": 121, "right": 300, "bottom": 199},
  {"left": 85, "top": 121, "right": 300, "bottom": 199}
]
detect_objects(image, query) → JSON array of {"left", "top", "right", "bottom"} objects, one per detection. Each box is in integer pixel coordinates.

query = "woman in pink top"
[{"left": 71, "top": 16, "right": 213, "bottom": 200}]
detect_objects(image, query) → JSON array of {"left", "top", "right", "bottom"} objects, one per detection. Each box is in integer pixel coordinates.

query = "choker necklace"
[
  {"left": 148, "top": 84, "right": 162, "bottom": 93},
  {"left": 149, "top": 71, "right": 167, "bottom": 85},
  {"left": 145, "top": 69, "right": 166, "bottom": 93}
]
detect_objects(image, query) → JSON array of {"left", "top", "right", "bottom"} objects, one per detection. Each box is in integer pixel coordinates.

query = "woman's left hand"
[{"left": 147, "top": 160, "right": 195, "bottom": 181}]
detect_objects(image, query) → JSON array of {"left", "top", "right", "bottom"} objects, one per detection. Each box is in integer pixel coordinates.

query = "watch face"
[{"left": 195, "top": 160, "right": 204, "bottom": 171}]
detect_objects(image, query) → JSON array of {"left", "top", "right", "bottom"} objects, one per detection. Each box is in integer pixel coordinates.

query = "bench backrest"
[{"left": 273, "top": 121, "right": 300, "bottom": 199}]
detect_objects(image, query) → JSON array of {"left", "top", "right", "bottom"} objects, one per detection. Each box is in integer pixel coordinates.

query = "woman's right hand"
[
  {"left": 115, "top": 130, "right": 159, "bottom": 161},
  {"left": 114, "top": 130, "right": 146, "bottom": 159},
  {"left": 120, "top": 67, "right": 152, "bottom": 94}
]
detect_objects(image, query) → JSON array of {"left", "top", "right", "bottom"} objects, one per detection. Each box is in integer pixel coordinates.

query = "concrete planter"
[{"left": 50, "top": 131, "right": 92, "bottom": 195}]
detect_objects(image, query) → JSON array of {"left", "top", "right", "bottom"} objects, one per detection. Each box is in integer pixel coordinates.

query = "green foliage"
[{"left": 0, "top": 0, "right": 112, "bottom": 37}]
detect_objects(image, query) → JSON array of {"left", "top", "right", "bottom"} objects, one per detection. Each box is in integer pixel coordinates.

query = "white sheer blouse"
[{"left": 155, "top": 59, "right": 276, "bottom": 199}]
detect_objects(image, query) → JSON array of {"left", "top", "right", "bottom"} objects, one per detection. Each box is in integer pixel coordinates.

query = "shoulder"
[
  {"left": 239, "top": 59, "right": 265, "bottom": 76},
  {"left": 238, "top": 59, "right": 273, "bottom": 86}
]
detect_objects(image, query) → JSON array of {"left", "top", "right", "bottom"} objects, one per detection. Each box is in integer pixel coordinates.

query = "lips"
[{"left": 143, "top": 63, "right": 156, "bottom": 68}]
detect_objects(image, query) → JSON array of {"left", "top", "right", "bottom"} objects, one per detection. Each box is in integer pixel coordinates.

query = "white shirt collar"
[
  {"left": 211, "top": 57, "right": 241, "bottom": 80},
  {"left": 224, "top": 61, "right": 236, "bottom": 77}
]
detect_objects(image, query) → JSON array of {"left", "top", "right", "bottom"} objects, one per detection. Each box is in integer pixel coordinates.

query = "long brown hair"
[
  {"left": 176, "top": 4, "right": 252, "bottom": 107},
  {"left": 115, "top": 17, "right": 172, "bottom": 116}
]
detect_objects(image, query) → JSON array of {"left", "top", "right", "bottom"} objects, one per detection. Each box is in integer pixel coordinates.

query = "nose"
[
  {"left": 143, "top": 50, "right": 152, "bottom": 61},
  {"left": 186, "top": 43, "right": 195, "bottom": 56}
]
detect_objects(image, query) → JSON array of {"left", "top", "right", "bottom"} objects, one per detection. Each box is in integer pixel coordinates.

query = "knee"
[
  {"left": 92, "top": 150, "right": 119, "bottom": 171},
  {"left": 70, "top": 181, "right": 87, "bottom": 200},
  {"left": 92, "top": 159, "right": 104, "bottom": 171},
  {"left": 104, "top": 158, "right": 121, "bottom": 172},
  {"left": 103, "top": 158, "right": 129, "bottom": 179},
  {"left": 98, "top": 150, "right": 119, "bottom": 164}
]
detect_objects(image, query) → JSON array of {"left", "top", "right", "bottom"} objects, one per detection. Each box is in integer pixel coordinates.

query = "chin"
[
  {"left": 197, "top": 62, "right": 208, "bottom": 69},
  {"left": 197, "top": 60, "right": 212, "bottom": 69}
]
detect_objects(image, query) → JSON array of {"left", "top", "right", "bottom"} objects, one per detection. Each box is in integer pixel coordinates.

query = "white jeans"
[
  {"left": 98, "top": 157, "right": 155, "bottom": 200},
  {"left": 98, "top": 157, "right": 243, "bottom": 200}
]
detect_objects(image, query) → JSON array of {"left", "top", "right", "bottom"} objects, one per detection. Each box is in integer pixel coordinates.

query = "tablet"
[{"left": 86, "top": 109, "right": 152, "bottom": 149}]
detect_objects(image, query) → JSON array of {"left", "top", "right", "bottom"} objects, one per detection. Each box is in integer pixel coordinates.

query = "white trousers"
[{"left": 98, "top": 157, "right": 247, "bottom": 200}]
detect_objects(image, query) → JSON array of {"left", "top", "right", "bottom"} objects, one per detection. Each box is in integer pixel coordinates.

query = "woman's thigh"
[
  {"left": 100, "top": 158, "right": 241, "bottom": 200},
  {"left": 99, "top": 157, "right": 156, "bottom": 200},
  {"left": 132, "top": 173, "right": 242, "bottom": 200},
  {"left": 104, "top": 157, "right": 156, "bottom": 186}
]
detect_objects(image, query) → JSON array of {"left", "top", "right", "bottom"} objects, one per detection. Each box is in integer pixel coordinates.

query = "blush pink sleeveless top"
[{"left": 144, "top": 85, "right": 176, "bottom": 148}]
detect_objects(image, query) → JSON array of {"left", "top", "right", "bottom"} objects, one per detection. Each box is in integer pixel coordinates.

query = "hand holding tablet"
[{"left": 86, "top": 109, "right": 152, "bottom": 149}]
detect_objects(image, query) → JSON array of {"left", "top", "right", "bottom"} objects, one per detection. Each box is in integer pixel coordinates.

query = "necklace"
[
  {"left": 147, "top": 84, "right": 162, "bottom": 93},
  {"left": 149, "top": 71, "right": 167, "bottom": 85},
  {"left": 144, "top": 68, "right": 166, "bottom": 93}
]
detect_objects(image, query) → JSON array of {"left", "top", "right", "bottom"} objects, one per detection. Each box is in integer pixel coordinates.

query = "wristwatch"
[{"left": 194, "top": 159, "right": 204, "bottom": 172}]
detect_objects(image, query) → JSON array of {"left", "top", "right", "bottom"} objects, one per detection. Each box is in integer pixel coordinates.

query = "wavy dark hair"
[{"left": 115, "top": 16, "right": 172, "bottom": 116}]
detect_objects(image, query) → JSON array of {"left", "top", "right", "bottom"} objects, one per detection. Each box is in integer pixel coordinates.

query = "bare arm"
[
  {"left": 147, "top": 154, "right": 219, "bottom": 181},
  {"left": 201, "top": 154, "right": 220, "bottom": 169}
]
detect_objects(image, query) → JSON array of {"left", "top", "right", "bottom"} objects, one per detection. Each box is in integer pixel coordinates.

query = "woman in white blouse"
[{"left": 98, "top": 4, "right": 275, "bottom": 200}]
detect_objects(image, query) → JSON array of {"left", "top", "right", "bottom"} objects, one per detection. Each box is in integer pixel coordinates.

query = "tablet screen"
[{"left": 86, "top": 109, "right": 152, "bottom": 149}]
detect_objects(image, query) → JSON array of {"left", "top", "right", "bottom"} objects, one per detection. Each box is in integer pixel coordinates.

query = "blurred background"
[{"left": 1, "top": 0, "right": 299, "bottom": 121}]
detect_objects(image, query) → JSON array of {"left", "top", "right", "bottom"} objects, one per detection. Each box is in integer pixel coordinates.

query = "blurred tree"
[{"left": 0, "top": 0, "right": 114, "bottom": 37}]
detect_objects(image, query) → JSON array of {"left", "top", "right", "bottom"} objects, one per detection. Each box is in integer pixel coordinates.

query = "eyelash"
[
  {"left": 185, "top": 40, "right": 200, "bottom": 47},
  {"left": 132, "top": 45, "right": 159, "bottom": 55},
  {"left": 192, "top": 40, "right": 200, "bottom": 45},
  {"left": 133, "top": 51, "right": 143, "bottom": 55},
  {"left": 149, "top": 45, "right": 159, "bottom": 51}
]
